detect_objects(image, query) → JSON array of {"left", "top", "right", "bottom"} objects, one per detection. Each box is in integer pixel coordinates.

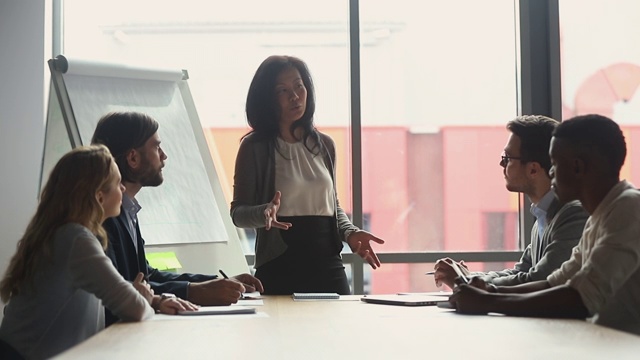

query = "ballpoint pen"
[
  {"left": 426, "top": 267, "right": 468, "bottom": 283},
  {"left": 219, "top": 269, "right": 230, "bottom": 280},
  {"left": 219, "top": 269, "right": 245, "bottom": 299}
]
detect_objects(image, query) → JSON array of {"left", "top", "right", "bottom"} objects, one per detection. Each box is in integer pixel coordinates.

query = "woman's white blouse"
[{"left": 275, "top": 138, "right": 335, "bottom": 217}]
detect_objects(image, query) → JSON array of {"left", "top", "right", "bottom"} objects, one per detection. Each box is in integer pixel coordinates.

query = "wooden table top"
[{"left": 56, "top": 295, "right": 640, "bottom": 359}]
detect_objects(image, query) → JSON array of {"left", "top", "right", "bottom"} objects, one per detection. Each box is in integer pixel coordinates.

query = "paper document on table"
[
  {"left": 236, "top": 299, "right": 264, "bottom": 306},
  {"left": 178, "top": 306, "right": 256, "bottom": 315}
]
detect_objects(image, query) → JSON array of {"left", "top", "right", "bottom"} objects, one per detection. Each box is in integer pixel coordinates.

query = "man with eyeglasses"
[
  {"left": 433, "top": 115, "right": 588, "bottom": 290},
  {"left": 450, "top": 114, "right": 640, "bottom": 335}
]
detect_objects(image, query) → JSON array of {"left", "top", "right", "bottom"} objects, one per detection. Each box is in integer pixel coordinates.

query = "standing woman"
[
  {"left": 231, "top": 55, "right": 385, "bottom": 295},
  {"left": 0, "top": 145, "right": 159, "bottom": 360}
]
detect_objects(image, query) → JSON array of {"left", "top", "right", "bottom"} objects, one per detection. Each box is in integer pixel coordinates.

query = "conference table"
[{"left": 57, "top": 295, "right": 640, "bottom": 359}]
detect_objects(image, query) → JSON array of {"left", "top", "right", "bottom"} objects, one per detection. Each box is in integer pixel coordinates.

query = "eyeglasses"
[{"left": 500, "top": 155, "right": 522, "bottom": 167}]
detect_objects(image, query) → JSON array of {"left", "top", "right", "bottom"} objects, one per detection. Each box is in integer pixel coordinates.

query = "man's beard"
[{"left": 136, "top": 161, "right": 164, "bottom": 187}]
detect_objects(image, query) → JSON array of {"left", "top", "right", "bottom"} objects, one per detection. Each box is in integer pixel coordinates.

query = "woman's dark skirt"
[{"left": 255, "top": 216, "right": 350, "bottom": 295}]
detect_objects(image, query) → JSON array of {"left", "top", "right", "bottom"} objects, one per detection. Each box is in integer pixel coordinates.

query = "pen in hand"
[
  {"left": 450, "top": 262, "right": 470, "bottom": 286},
  {"left": 427, "top": 268, "right": 468, "bottom": 286},
  {"left": 219, "top": 269, "right": 245, "bottom": 299},
  {"left": 219, "top": 269, "right": 229, "bottom": 280}
]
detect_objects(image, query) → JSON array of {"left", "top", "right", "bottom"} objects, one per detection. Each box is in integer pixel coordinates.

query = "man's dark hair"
[
  {"left": 506, "top": 115, "right": 559, "bottom": 174},
  {"left": 91, "top": 111, "right": 159, "bottom": 182},
  {"left": 553, "top": 114, "right": 626, "bottom": 178}
]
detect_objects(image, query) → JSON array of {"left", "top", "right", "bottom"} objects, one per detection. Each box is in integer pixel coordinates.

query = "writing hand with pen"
[
  {"left": 187, "top": 271, "right": 264, "bottom": 306},
  {"left": 219, "top": 270, "right": 265, "bottom": 300}
]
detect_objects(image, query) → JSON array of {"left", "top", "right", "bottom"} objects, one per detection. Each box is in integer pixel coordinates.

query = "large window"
[
  {"left": 62, "top": 0, "right": 533, "bottom": 294},
  {"left": 63, "top": 0, "right": 352, "bottom": 255},
  {"left": 559, "top": 0, "right": 640, "bottom": 185},
  {"left": 359, "top": 1, "right": 519, "bottom": 292}
]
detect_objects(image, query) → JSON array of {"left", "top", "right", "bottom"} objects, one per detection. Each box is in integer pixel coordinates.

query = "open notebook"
[{"left": 361, "top": 294, "right": 448, "bottom": 307}]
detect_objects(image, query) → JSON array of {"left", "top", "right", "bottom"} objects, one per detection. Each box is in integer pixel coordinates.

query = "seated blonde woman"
[{"left": 0, "top": 145, "right": 195, "bottom": 360}]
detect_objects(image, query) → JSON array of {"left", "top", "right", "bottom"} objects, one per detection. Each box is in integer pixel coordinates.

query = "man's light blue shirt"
[{"left": 530, "top": 189, "right": 556, "bottom": 242}]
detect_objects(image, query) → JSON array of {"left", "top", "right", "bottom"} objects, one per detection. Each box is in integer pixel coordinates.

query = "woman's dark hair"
[
  {"left": 244, "top": 55, "right": 321, "bottom": 154},
  {"left": 91, "top": 111, "right": 159, "bottom": 182}
]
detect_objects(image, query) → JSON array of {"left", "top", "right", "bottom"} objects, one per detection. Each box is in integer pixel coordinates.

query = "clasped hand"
[
  {"left": 132, "top": 272, "right": 198, "bottom": 314},
  {"left": 448, "top": 277, "right": 493, "bottom": 315}
]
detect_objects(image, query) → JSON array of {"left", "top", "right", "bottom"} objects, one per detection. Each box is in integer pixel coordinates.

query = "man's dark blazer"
[{"left": 102, "top": 206, "right": 217, "bottom": 325}]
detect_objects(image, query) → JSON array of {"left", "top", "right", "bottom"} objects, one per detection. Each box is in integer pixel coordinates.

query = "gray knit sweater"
[{"left": 0, "top": 223, "right": 153, "bottom": 359}]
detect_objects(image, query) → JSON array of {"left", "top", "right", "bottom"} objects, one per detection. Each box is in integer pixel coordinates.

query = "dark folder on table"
[{"left": 361, "top": 294, "right": 447, "bottom": 307}]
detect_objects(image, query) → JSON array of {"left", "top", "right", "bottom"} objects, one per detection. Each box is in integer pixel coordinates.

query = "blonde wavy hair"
[{"left": 0, "top": 145, "right": 117, "bottom": 302}]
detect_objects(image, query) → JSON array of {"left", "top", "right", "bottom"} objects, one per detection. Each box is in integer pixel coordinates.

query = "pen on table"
[
  {"left": 425, "top": 271, "right": 435, "bottom": 275},
  {"left": 219, "top": 269, "right": 245, "bottom": 299}
]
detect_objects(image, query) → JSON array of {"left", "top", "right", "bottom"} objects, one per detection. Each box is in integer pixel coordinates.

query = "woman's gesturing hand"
[
  {"left": 347, "top": 231, "right": 385, "bottom": 269},
  {"left": 264, "top": 191, "right": 292, "bottom": 230}
]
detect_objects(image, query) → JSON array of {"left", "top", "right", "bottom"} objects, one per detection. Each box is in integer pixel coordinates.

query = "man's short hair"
[
  {"left": 506, "top": 115, "right": 559, "bottom": 174},
  {"left": 553, "top": 114, "right": 626, "bottom": 178},
  {"left": 91, "top": 111, "right": 159, "bottom": 183}
]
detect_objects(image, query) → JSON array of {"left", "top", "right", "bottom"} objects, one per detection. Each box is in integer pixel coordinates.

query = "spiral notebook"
[{"left": 292, "top": 292, "right": 340, "bottom": 301}]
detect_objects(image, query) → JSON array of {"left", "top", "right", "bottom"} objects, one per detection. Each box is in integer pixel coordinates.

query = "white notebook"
[
  {"left": 292, "top": 292, "right": 340, "bottom": 301},
  {"left": 177, "top": 306, "right": 256, "bottom": 316}
]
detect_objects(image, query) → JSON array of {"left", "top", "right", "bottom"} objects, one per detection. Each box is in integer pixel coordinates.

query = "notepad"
[
  {"left": 177, "top": 306, "right": 256, "bottom": 315},
  {"left": 292, "top": 292, "right": 340, "bottom": 301}
]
